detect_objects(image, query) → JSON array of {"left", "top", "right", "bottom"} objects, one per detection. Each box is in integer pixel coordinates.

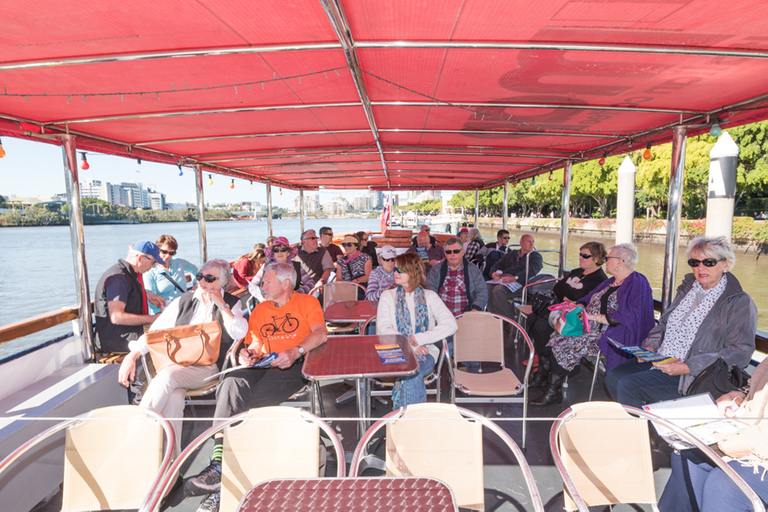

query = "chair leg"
[{"left": 588, "top": 355, "right": 601, "bottom": 402}]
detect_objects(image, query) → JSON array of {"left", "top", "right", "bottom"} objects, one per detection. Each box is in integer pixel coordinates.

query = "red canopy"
[{"left": 1, "top": 0, "right": 768, "bottom": 190}]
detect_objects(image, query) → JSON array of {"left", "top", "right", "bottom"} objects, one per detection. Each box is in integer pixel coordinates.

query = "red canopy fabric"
[{"left": 1, "top": 0, "right": 768, "bottom": 190}]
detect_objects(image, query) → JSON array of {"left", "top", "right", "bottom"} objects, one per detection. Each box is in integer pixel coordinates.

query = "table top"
[
  {"left": 236, "top": 477, "right": 458, "bottom": 512},
  {"left": 323, "top": 300, "right": 378, "bottom": 323},
  {"left": 302, "top": 334, "right": 418, "bottom": 380}
]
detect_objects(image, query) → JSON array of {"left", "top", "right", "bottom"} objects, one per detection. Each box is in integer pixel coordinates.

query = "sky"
[{"left": 0, "top": 136, "right": 453, "bottom": 208}]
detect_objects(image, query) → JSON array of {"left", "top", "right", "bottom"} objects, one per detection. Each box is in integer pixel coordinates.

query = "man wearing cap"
[
  {"left": 94, "top": 241, "right": 165, "bottom": 353},
  {"left": 295, "top": 229, "right": 333, "bottom": 291},
  {"left": 458, "top": 227, "right": 470, "bottom": 249},
  {"left": 427, "top": 237, "right": 487, "bottom": 315},
  {"left": 406, "top": 230, "right": 445, "bottom": 275},
  {"left": 366, "top": 245, "right": 398, "bottom": 300}
]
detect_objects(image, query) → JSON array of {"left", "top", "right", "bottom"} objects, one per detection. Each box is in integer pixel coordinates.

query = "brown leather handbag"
[{"left": 145, "top": 320, "right": 222, "bottom": 373}]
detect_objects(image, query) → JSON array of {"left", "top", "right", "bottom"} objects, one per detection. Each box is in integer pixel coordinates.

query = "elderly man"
[
  {"left": 319, "top": 226, "right": 343, "bottom": 263},
  {"left": 185, "top": 262, "right": 327, "bottom": 509},
  {"left": 486, "top": 234, "right": 543, "bottom": 319},
  {"left": 94, "top": 240, "right": 165, "bottom": 353},
  {"left": 427, "top": 237, "right": 487, "bottom": 314},
  {"left": 295, "top": 229, "right": 333, "bottom": 290},
  {"left": 406, "top": 230, "right": 445, "bottom": 274},
  {"left": 411, "top": 224, "right": 437, "bottom": 246}
]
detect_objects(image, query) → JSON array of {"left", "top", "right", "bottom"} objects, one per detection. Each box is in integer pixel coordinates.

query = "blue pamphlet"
[{"left": 204, "top": 352, "right": 279, "bottom": 381}]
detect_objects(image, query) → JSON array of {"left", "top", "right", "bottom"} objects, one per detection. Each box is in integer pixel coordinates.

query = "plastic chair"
[
  {"left": 0, "top": 406, "right": 174, "bottom": 512},
  {"left": 350, "top": 403, "right": 544, "bottom": 512},
  {"left": 148, "top": 406, "right": 345, "bottom": 512},
  {"left": 447, "top": 311, "right": 534, "bottom": 448},
  {"left": 312, "top": 281, "right": 367, "bottom": 334},
  {"left": 550, "top": 402, "right": 766, "bottom": 512}
]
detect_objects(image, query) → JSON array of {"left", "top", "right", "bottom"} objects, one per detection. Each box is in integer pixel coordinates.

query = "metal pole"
[
  {"left": 706, "top": 132, "right": 739, "bottom": 241},
  {"left": 266, "top": 181, "right": 274, "bottom": 236},
  {"left": 615, "top": 156, "right": 637, "bottom": 245},
  {"left": 299, "top": 189, "right": 305, "bottom": 234},
  {"left": 474, "top": 189, "right": 480, "bottom": 228},
  {"left": 559, "top": 161, "right": 573, "bottom": 278},
  {"left": 194, "top": 165, "right": 208, "bottom": 264},
  {"left": 502, "top": 181, "right": 509, "bottom": 231},
  {"left": 61, "top": 135, "right": 93, "bottom": 361},
  {"left": 661, "top": 126, "right": 688, "bottom": 311}
]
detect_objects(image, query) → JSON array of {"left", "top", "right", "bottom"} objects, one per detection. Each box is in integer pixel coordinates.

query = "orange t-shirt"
[{"left": 245, "top": 292, "right": 326, "bottom": 354}]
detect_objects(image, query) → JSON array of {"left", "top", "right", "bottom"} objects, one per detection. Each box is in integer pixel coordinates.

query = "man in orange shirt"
[{"left": 185, "top": 262, "right": 327, "bottom": 509}]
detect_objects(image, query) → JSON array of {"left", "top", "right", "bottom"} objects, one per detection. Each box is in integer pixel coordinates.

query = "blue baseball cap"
[{"left": 131, "top": 240, "right": 164, "bottom": 265}]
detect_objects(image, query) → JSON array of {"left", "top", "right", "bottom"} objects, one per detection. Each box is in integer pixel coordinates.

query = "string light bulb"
[
  {"left": 512, "top": 181, "right": 517, "bottom": 187},
  {"left": 135, "top": 157, "right": 142, "bottom": 173},
  {"left": 643, "top": 142, "right": 652, "bottom": 160},
  {"left": 710, "top": 123, "right": 722, "bottom": 137},
  {"left": 177, "top": 165, "right": 183, "bottom": 177},
  {"left": 250, "top": 180, "right": 253, "bottom": 190},
  {"left": 279, "top": 188, "right": 283, "bottom": 196},
  {"left": 532, "top": 176, "right": 536, "bottom": 185},
  {"left": 230, "top": 179, "right": 235, "bottom": 189},
  {"left": 79, "top": 152, "right": 89, "bottom": 170},
  {"left": 0, "top": 137, "right": 6, "bottom": 158},
  {"left": 208, "top": 174, "right": 214, "bottom": 186},
  {"left": 548, "top": 170, "right": 553, "bottom": 181},
  {"left": 599, "top": 152, "right": 607, "bottom": 166}
]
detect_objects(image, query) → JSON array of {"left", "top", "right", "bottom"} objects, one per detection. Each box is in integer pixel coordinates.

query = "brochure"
[
  {"left": 375, "top": 343, "right": 407, "bottom": 365},
  {"left": 606, "top": 337, "right": 679, "bottom": 364},
  {"left": 643, "top": 393, "right": 747, "bottom": 450},
  {"left": 204, "top": 352, "right": 279, "bottom": 381},
  {"left": 415, "top": 246, "right": 429, "bottom": 262},
  {"left": 485, "top": 278, "right": 522, "bottom": 293}
]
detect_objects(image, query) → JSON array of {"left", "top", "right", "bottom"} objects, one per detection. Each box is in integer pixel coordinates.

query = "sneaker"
[
  {"left": 196, "top": 493, "right": 220, "bottom": 512},
  {"left": 184, "top": 460, "right": 221, "bottom": 496}
]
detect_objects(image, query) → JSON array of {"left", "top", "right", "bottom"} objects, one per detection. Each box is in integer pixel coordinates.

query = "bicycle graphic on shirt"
[{"left": 259, "top": 313, "right": 300, "bottom": 337}]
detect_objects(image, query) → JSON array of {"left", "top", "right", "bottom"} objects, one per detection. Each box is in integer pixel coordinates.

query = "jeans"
[
  {"left": 604, "top": 358, "right": 682, "bottom": 407},
  {"left": 393, "top": 353, "right": 435, "bottom": 409},
  {"left": 659, "top": 450, "right": 768, "bottom": 512}
]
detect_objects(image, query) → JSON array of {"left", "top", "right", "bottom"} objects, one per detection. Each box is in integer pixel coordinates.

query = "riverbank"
[{"left": 477, "top": 216, "right": 768, "bottom": 253}]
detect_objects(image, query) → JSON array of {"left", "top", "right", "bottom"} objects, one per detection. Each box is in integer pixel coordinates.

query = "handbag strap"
[
  {"left": 160, "top": 271, "right": 186, "bottom": 293},
  {"left": 549, "top": 302, "right": 577, "bottom": 312},
  {"left": 165, "top": 327, "right": 205, "bottom": 366}
]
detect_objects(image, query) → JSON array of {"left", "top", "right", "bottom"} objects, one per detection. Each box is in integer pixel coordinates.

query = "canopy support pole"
[
  {"left": 194, "top": 165, "right": 208, "bottom": 264},
  {"left": 61, "top": 134, "right": 93, "bottom": 361},
  {"left": 661, "top": 126, "right": 688, "bottom": 311},
  {"left": 502, "top": 181, "right": 508, "bottom": 231},
  {"left": 266, "top": 181, "right": 274, "bottom": 237},
  {"left": 474, "top": 189, "right": 479, "bottom": 228},
  {"left": 299, "top": 189, "right": 305, "bottom": 234},
  {"left": 559, "top": 160, "right": 572, "bottom": 278}
]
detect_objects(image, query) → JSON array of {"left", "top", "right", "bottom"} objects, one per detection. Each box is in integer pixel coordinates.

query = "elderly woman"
[
  {"left": 659, "top": 357, "right": 768, "bottom": 512},
  {"left": 366, "top": 245, "right": 397, "bottom": 300},
  {"left": 336, "top": 233, "right": 373, "bottom": 287},
  {"left": 118, "top": 259, "right": 247, "bottom": 454},
  {"left": 606, "top": 236, "right": 757, "bottom": 408},
  {"left": 527, "top": 242, "right": 609, "bottom": 389},
  {"left": 377, "top": 252, "right": 457, "bottom": 408},
  {"left": 248, "top": 237, "right": 314, "bottom": 303},
  {"left": 530, "top": 243, "right": 655, "bottom": 406},
  {"left": 144, "top": 234, "right": 198, "bottom": 314},
  {"left": 230, "top": 245, "right": 265, "bottom": 290},
  {"left": 464, "top": 228, "right": 485, "bottom": 264}
]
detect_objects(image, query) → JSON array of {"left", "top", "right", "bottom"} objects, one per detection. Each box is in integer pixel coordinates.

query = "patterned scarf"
[
  {"left": 658, "top": 274, "right": 728, "bottom": 360},
  {"left": 394, "top": 285, "right": 429, "bottom": 337}
]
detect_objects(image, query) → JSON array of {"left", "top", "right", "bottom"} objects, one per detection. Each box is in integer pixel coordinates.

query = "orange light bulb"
[
  {"left": 0, "top": 138, "right": 5, "bottom": 158},
  {"left": 643, "top": 143, "right": 652, "bottom": 160},
  {"left": 80, "top": 152, "right": 89, "bottom": 170},
  {"left": 208, "top": 174, "right": 214, "bottom": 186},
  {"left": 230, "top": 179, "right": 235, "bottom": 189}
]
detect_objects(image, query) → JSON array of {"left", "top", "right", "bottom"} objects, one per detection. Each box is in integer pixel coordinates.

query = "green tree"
[{"left": 570, "top": 158, "right": 619, "bottom": 217}]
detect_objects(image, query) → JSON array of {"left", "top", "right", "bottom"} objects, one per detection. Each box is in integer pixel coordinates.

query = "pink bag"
[{"left": 547, "top": 303, "right": 591, "bottom": 336}]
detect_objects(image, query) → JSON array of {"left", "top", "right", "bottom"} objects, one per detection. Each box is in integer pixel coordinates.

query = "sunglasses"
[
  {"left": 321, "top": 232, "right": 333, "bottom": 236},
  {"left": 381, "top": 257, "right": 395, "bottom": 262},
  {"left": 272, "top": 247, "right": 291, "bottom": 253},
  {"left": 196, "top": 273, "right": 218, "bottom": 283},
  {"left": 501, "top": 236, "right": 510, "bottom": 240},
  {"left": 579, "top": 252, "right": 592, "bottom": 259},
  {"left": 444, "top": 249, "right": 462, "bottom": 254},
  {"left": 342, "top": 242, "right": 357, "bottom": 247},
  {"left": 160, "top": 249, "right": 177, "bottom": 256},
  {"left": 303, "top": 236, "right": 318, "bottom": 241},
  {"left": 394, "top": 267, "right": 406, "bottom": 274},
  {"left": 688, "top": 258, "right": 725, "bottom": 268}
]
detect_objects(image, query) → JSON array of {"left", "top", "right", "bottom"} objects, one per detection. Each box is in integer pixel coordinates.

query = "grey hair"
[
  {"left": 126, "top": 248, "right": 143, "bottom": 260},
  {"left": 608, "top": 243, "right": 639, "bottom": 270},
  {"left": 687, "top": 236, "right": 736, "bottom": 271},
  {"left": 444, "top": 237, "right": 462, "bottom": 248},
  {"left": 468, "top": 228, "right": 482, "bottom": 242},
  {"left": 199, "top": 259, "right": 232, "bottom": 291},
  {"left": 301, "top": 229, "right": 316, "bottom": 241},
  {"left": 264, "top": 262, "right": 297, "bottom": 288}
]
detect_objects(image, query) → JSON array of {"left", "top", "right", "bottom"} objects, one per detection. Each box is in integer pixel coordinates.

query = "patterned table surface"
[
  {"left": 302, "top": 334, "right": 417, "bottom": 380},
  {"left": 323, "top": 300, "right": 379, "bottom": 323},
  {"left": 236, "top": 477, "right": 458, "bottom": 512}
]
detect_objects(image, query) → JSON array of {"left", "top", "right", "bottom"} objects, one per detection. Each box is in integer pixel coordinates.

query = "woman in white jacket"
[{"left": 377, "top": 252, "right": 457, "bottom": 408}]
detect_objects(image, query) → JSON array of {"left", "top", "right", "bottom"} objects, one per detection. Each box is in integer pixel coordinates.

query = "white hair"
[
  {"left": 687, "top": 236, "right": 736, "bottom": 270},
  {"left": 264, "top": 262, "right": 297, "bottom": 288},
  {"left": 199, "top": 259, "right": 232, "bottom": 291},
  {"left": 608, "top": 243, "right": 639, "bottom": 270}
]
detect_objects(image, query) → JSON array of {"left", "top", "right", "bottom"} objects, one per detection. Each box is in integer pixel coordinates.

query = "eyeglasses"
[
  {"left": 272, "top": 247, "right": 291, "bottom": 253},
  {"left": 606, "top": 256, "right": 623, "bottom": 261},
  {"left": 381, "top": 257, "right": 395, "bottom": 262},
  {"left": 160, "top": 249, "right": 176, "bottom": 256},
  {"left": 394, "top": 267, "right": 406, "bottom": 274},
  {"left": 501, "top": 236, "right": 510, "bottom": 240},
  {"left": 445, "top": 249, "right": 463, "bottom": 254},
  {"left": 342, "top": 242, "right": 357, "bottom": 247},
  {"left": 303, "top": 236, "right": 317, "bottom": 241},
  {"left": 688, "top": 258, "right": 725, "bottom": 268},
  {"left": 195, "top": 273, "right": 218, "bottom": 283},
  {"left": 140, "top": 254, "right": 156, "bottom": 265},
  {"left": 579, "top": 252, "right": 592, "bottom": 259}
]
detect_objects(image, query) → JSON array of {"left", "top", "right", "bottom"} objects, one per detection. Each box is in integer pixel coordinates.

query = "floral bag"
[{"left": 548, "top": 303, "right": 591, "bottom": 337}]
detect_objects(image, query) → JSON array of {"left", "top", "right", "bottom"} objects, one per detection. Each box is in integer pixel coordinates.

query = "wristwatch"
[{"left": 297, "top": 346, "right": 305, "bottom": 356}]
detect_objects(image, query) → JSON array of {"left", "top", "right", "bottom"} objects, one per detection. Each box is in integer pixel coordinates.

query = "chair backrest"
[
  {"left": 220, "top": 407, "right": 323, "bottom": 511},
  {"left": 384, "top": 403, "right": 485, "bottom": 510},
  {"left": 315, "top": 281, "right": 361, "bottom": 310},
  {"left": 554, "top": 402, "right": 656, "bottom": 511},
  {"left": 62, "top": 405, "right": 169, "bottom": 512},
  {"left": 454, "top": 311, "right": 504, "bottom": 364}
]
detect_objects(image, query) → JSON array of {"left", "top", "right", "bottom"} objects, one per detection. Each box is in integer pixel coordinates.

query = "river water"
[{"left": 2, "top": 219, "right": 766, "bottom": 357}]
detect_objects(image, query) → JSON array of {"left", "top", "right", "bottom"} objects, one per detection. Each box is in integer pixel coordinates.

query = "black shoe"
[
  {"left": 528, "top": 385, "right": 563, "bottom": 406},
  {"left": 528, "top": 371, "right": 548, "bottom": 389},
  {"left": 184, "top": 460, "right": 221, "bottom": 497}
]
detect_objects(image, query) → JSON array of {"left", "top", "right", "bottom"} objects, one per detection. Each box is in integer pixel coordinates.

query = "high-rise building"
[
  {"left": 369, "top": 190, "right": 384, "bottom": 209},
  {"left": 147, "top": 190, "right": 166, "bottom": 210}
]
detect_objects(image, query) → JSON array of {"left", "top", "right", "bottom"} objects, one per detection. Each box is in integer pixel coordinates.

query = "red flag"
[{"left": 379, "top": 195, "right": 390, "bottom": 234}]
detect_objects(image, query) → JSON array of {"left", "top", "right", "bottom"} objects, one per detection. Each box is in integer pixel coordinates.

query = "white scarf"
[{"left": 658, "top": 275, "right": 728, "bottom": 360}]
